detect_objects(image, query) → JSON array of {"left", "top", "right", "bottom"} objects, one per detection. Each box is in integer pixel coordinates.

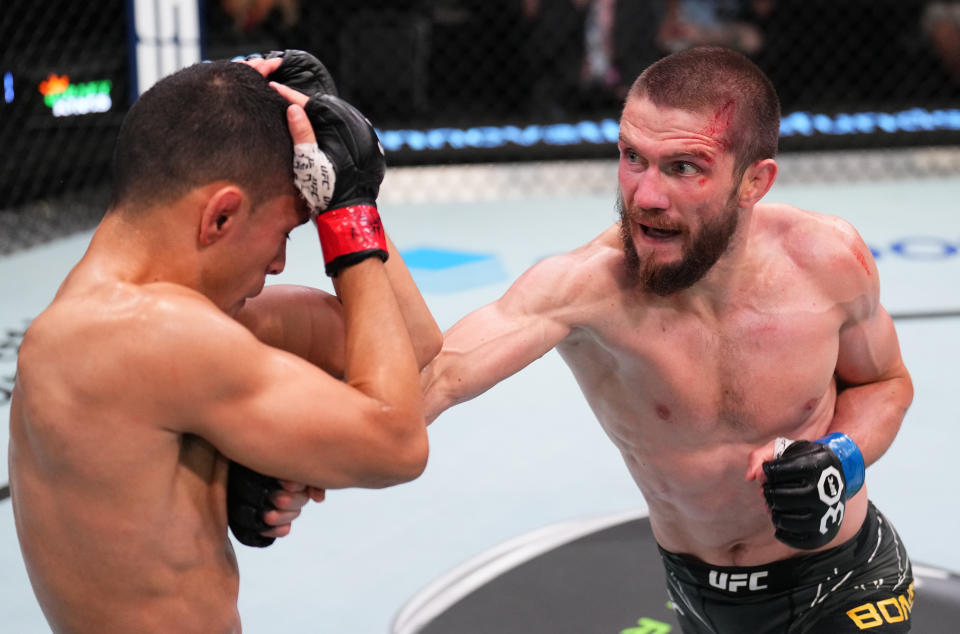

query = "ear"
[
  {"left": 737, "top": 159, "right": 778, "bottom": 208},
  {"left": 198, "top": 185, "right": 248, "bottom": 247}
]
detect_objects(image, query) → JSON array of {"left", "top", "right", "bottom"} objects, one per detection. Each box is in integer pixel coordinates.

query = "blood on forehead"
[{"left": 698, "top": 99, "right": 737, "bottom": 152}]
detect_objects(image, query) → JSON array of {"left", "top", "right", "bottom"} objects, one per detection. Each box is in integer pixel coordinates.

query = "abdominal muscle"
[
  {"left": 622, "top": 440, "right": 869, "bottom": 566},
  {"left": 560, "top": 342, "right": 867, "bottom": 567}
]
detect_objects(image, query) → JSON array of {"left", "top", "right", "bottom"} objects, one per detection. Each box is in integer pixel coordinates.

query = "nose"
[
  {"left": 629, "top": 167, "right": 669, "bottom": 212},
  {"left": 267, "top": 242, "right": 287, "bottom": 275}
]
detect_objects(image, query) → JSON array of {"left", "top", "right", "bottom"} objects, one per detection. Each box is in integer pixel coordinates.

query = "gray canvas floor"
[{"left": 1, "top": 168, "right": 958, "bottom": 632}]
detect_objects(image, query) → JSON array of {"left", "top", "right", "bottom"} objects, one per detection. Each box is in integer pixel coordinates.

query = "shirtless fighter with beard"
[{"left": 420, "top": 46, "right": 915, "bottom": 634}]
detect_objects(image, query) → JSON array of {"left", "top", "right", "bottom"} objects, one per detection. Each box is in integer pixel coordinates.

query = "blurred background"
[
  {"left": 2, "top": 0, "right": 960, "bottom": 252},
  {"left": 3, "top": 2, "right": 960, "bottom": 632}
]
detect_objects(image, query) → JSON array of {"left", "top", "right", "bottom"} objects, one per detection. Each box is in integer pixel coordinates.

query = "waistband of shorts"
[{"left": 658, "top": 501, "right": 880, "bottom": 595}]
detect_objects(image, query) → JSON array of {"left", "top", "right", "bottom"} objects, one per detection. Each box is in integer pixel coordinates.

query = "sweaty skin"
[
  {"left": 422, "top": 97, "right": 912, "bottom": 567},
  {"left": 9, "top": 99, "right": 439, "bottom": 632}
]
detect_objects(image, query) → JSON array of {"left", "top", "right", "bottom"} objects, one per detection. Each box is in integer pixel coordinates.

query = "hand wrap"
[
  {"left": 293, "top": 143, "right": 336, "bottom": 215},
  {"left": 762, "top": 433, "right": 865, "bottom": 550}
]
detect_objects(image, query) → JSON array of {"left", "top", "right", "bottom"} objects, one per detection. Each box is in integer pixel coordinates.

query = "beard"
[{"left": 618, "top": 190, "right": 740, "bottom": 296}]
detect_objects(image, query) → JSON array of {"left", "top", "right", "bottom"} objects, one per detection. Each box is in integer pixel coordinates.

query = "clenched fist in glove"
[{"left": 762, "top": 433, "right": 866, "bottom": 550}]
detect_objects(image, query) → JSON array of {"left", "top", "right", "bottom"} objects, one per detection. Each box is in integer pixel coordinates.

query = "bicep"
[
  {"left": 236, "top": 284, "right": 346, "bottom": 377},
  {"left": 168, "top": 316, "right": 402, "bottom": 488},
  {"left": 201, "top": 346, "right": 388, "bottom": 487}
]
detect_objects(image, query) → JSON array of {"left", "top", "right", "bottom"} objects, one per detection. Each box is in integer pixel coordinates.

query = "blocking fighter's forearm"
[
  {"left": 383, "top": 236, "right": 442, "bottom": 369},
  {"left": 299, "top": 92, "right": 425, "bottom": 435},
  {"left": 337, "top": 259, "right": 422, "bottom": 420},
  {"left": 260, "top": 51, "right": 439, "bottom": 369}
]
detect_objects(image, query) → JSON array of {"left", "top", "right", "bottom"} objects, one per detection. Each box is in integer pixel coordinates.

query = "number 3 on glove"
[{"left": 762, "top": 433, "right": 865, "bottom": 550}]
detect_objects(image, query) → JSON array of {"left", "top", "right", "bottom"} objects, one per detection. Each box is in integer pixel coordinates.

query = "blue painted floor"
[{"left": 1, "top": 166, "right": 958, "bottom": 632}]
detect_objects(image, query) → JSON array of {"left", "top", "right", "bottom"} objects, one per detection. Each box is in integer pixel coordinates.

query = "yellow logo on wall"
[{"left": 38, "top": 74, "right": 112, "bottom": 117}]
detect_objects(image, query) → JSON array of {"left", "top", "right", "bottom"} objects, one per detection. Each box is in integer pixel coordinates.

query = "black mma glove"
[
  {"left": 253, "top": 48, "right": 387, "bottom": 276},
  {"left": 303, "top": 94, "right": 388, "bottom": 277},
  {"left": 227, "top": 461, "right": 283, "bottom": 548},
  {"left": 762, "top": 433, "right": 866, "bottom": 550},
  {"left": 261, "top": 49, "right": 339, "bottom": 98}
]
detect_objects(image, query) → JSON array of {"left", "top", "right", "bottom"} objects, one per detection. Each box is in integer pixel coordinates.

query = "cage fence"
[{"left": 2, "top": 0, "right": 959, "bottom": 254}]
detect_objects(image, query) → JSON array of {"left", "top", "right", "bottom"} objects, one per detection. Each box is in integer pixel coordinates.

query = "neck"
[
  {"left": 81, "top": 206, "right": 199, "bottom": 289},
  {"left": 668, "top": 204, "right": 759, "bottom": 311}
]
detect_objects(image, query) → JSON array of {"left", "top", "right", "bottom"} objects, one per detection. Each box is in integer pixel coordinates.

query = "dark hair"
[
  {"left": 628, "top": 46, "right": 780, "bottom": 178},
  {"left": 110, "top": 61, "right": 293, "bottom": 210}
]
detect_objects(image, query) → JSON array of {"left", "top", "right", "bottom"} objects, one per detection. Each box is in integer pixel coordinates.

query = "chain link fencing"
[{"left": 2, "top": 0, "right": 959, "bottom": 254}]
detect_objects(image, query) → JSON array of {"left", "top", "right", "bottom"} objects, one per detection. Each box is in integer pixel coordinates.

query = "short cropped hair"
[
  {"left": 111, "top": 61, "right": 294, "bottom": 210},
  {"left": 628, "top": 46, "right": 780, "bottom": 178}
]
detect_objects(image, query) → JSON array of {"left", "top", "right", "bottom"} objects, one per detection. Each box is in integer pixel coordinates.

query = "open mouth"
[{"left": 639, "top": 223, "right": 683, "bottom": 240}]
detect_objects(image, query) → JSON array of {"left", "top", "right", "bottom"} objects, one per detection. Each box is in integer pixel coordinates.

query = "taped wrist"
[
  {"left": 293, "top": 143, "right": 336, "bottom": 216},
  {"left": 314, "top": 203, "right": 388, "bottom": 276},
  {"left": 814, "top": 432, "right": 865, "bottom": 499}
]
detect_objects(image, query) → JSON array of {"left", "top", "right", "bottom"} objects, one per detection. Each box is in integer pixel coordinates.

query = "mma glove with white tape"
[
  {"left": 762, "top": 433, "right": 866, "bottom": 550},
  {"left": 301, "top": 93, "right": 387, "bottom": 277},
  {"left": 255, "top": 48, "right": 388, "bottom": 277}
]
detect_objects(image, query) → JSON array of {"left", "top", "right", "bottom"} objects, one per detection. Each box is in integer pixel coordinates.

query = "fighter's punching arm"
[
  {"left": 422, "top": 251, "right": 583, "bottom": 423},
  {"left": 750, "top": 218, "right": 913, "bottom": 549}
]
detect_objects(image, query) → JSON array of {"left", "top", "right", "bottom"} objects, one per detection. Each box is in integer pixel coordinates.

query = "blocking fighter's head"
[
  {"left": 110, "top": 60, "right": 295, "bottom": 211},
  {"left": 109, "top": 60, "right": 306, "bottom": 314},
  {"left": 627, "top": 46, "right": 780, "bottom": 181}
]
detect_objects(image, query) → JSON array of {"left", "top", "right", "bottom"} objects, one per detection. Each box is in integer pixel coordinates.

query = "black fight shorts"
[{"left": 658, "top": 501, "right": 914, "bottom": 634}]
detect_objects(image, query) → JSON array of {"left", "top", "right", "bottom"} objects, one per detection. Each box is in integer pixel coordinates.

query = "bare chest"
[{"left": 558, "top": 304, "right": 843, "bottom": 444}]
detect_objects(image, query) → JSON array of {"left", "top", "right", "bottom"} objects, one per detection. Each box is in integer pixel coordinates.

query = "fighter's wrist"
[
  {"left": 814, "top": 432, "right": 865, "bottom": 499},
  {"left": 314, "top": 204, "right": 388, "bottom": 277}
]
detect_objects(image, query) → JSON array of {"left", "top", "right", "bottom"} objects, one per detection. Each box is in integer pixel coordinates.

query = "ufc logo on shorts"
[
  {"left": 818, "top": 466, "right": 845, "bottom": 535},
  {"left": 708, "top": 570, "right": 769, "bottom": 592}
]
